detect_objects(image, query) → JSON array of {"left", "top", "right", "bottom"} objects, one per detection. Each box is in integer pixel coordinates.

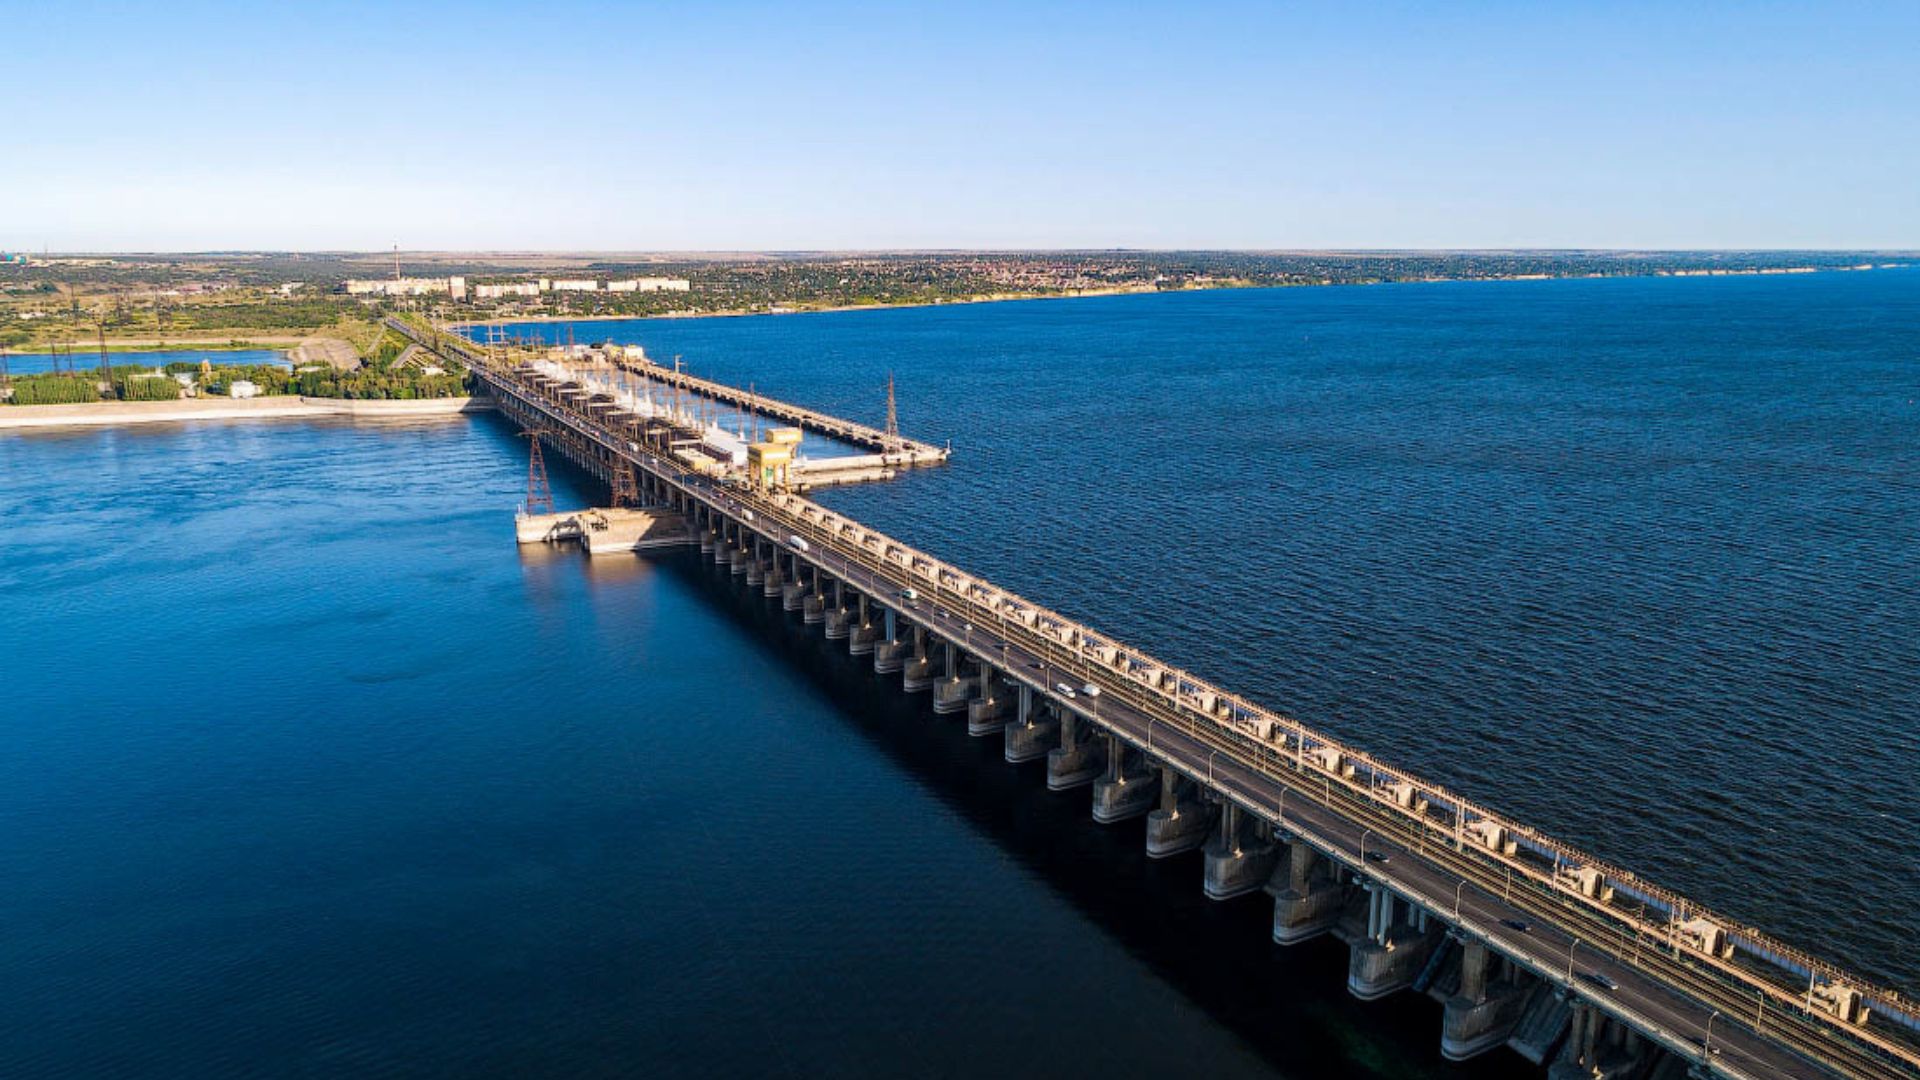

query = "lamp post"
[
  {"left": 1359, "top": 828, "right": 1373, "bottom": 870},
  {"left": 1454, "top": 880, "right": 1467, "bottom": 921},
  {"left": 1703, "top": 1009, "right": 1721, "bottom": 1069},
  {"left": 1567, "top": 937, "right": 1581, "bottom": 987}
]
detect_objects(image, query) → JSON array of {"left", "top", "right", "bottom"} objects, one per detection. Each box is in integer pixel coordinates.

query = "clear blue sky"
[{"left": 7, "top": 1, "right": 1917, "bottom": 251}]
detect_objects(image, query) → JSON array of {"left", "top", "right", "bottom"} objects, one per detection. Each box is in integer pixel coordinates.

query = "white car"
[
  {"left": 1054, "top": 682, "right": 1077, "bottom": 700},
  {"left": 1081, "top": 683, "right": 1101, "bottom": 698},
  {"left": 788, "top": 535, "right": 810, "bottom": 553}
]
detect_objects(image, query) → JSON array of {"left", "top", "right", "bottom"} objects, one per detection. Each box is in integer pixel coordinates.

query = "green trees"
[{"left": 7, "top": 374, "right": 102, "bottom": 405}]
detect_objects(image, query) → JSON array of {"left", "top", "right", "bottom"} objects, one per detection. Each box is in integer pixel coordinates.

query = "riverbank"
[
  {"left": 0, "top": 395, "right": 489, "bottom": 431},
  {"left": 446, "top": 261, "right": 1907, "bottom": 331},
  {"left": 449, "top": 284, "right": 1181, "bottom": 329}
]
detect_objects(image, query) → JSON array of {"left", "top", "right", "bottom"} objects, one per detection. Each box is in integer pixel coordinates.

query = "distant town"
[{"left": 0, "top": 250, "right": 1908, "bottom": 369}]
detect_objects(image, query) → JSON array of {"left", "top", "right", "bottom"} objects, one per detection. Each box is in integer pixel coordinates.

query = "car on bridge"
[
  {"left": 788, "top": 535, "right": 810, "bottom": 553},
  {"left": 1576, "top": 970, "right": 1619, "bottom": 992},
  {"left": 1054, "top": 682, "right": 1078, "bottom": 699}
]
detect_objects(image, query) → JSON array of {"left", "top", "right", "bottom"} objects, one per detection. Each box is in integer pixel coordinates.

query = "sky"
[{"left": 5, "top": 1, "right": 1917, "bottom": 251}]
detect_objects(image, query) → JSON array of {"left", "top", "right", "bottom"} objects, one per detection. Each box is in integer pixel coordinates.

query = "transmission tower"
[
  {"left": 522, "top": 431, "right": 555, "bottom": 515},
  {"left": 884, "top": 371, "right": 900, "bottom": 452},
  {"left": 611, "top": 462, "right": 640, "bottom": 508},
  {"left": 97, "top": 322, "right": 115, "bottom": 399}
]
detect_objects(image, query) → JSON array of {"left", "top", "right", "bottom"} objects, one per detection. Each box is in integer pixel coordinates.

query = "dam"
[{"left": 396, "top": 316, "right": 1920, "bottom": 1080}]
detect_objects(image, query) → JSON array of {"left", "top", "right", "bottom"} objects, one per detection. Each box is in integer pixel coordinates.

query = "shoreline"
[
  {"left": 0, "top": 395, "right": 490, "bottom": 431},
  {"left": 446, "top": 262, "right": 1906, "bottom": 330}
]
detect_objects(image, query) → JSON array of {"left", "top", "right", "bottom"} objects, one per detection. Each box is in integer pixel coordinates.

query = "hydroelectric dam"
[{"left": 394, "top": 317, "right": 1919, "bottom": 1080}]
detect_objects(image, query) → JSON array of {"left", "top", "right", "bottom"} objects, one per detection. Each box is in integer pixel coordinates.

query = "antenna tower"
[
  {"left": 884, "top": 371, "right": 900, "bottom": 452},
  {"left": 522, "top": 431, "right": 554, "bottom": 515},
  {"left": 97, "top": 322, "right": 115, "bottom": 399},
  {"left": 611, "top": 462, "right": 639, "bottom": 508}
]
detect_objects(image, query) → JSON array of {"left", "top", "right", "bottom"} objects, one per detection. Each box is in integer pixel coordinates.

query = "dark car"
[
  {"left": 1364, "top": 851, "right": 1390, "bottom": 864},
  {"left": 1500, "top": 918, "right": 1530, "bottom": 933},
  {"left": 1576, "top": 970, "right": 1618, "bottom": 992}
]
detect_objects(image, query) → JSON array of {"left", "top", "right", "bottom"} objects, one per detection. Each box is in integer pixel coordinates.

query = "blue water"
[
  {"left": 3, "top": 347, "right": 291, "bottom": 375},
  {"left": 3, "top": 271, "right": 1916, "bottom": 1076}
]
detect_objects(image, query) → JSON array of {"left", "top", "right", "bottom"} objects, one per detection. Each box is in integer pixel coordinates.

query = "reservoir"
[{"left": 3, "top": 271, "right": 1915, "bottom": 1076}]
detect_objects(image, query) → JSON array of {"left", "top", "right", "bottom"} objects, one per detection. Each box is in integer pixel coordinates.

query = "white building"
[
  {"left": 550, "top": 279, "right": 600, "bottom": 292},
  {"left": 609, "top": 277, "right": 692, "bottom": 293},
  {"left": 474, "top": 282, "right": 543, "bottom": 299},
  {"left": 228, "top": 380, "right": 260, "bottom": 399},
  {"left": 343, "top": 277, "right": 461, "bottom": 297}
]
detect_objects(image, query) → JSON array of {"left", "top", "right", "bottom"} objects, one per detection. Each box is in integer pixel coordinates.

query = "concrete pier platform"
[
  {"left": 1267, "top": 840, "right": 1346, "bottom": 944},
  {"left": 966, "top": 690, "right": 1008, "bottom": 736},
  {"left": 802, "top": 593, "right": 828, "bottom": 622},
  {"left": 1047, "top": 715, "right": 1104, "bottom": 790},
  {"left": 782, "top": 582, "right": 807, "bottom": 611},
  {"left": 902, "top": 653, "right": 934, "bottom": 692},
  {"left": 848, "top": 620, "right": 880, "bottom": 655},
  {"left": 515, "top": 508, "right": 690, "bottom": 556},
  {"left": 1441, "top": 941, "right": 1530, "bottom": 1062},
  {"left": 1091, "top": 741, "right": 1155, "bottom": 823},
  {"left": 1145, "top": 772, "right": 1213, "bottom": 857},
  {"left": 874, "top": 639, "right": 909, "bottom": 674},
  {"left": 825, "top": 606, "right": 853, "bottom": 639},
  {"left": 1004, "top": 714, "right": 1059, "bottom": 763},
  {"left": 1348, "top": 927, "right": 1439, "bottom": 1001},
  {"left": 932, "top": 675, "right": 979, "bottom": 715},
  {"left": 1203, "top": 803, "right": 1279, "bottom": 900}
]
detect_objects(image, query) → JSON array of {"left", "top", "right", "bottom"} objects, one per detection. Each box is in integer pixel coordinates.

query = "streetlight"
[
  {"left": 1566, "top": 937, "right": 1581, "bottom": 986},
  {"left": 1454, "top": 880, "right": 1467, "bottom": 920},
  {"left": 1359, "top": 828, "right": 1373, "bottom": 869},
  {"left": 1703, "top": 1009, "right": 1721, "bottom": 1068}
]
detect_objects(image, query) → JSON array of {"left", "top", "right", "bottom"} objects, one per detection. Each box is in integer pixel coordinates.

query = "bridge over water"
[{"left": 396, "top": 317, "right": 1920, "bottom": 1080}]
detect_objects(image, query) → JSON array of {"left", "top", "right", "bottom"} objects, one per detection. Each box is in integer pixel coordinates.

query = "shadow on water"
[{"left": 654, "top": 548, "right": 1537, "bottom": 1080}]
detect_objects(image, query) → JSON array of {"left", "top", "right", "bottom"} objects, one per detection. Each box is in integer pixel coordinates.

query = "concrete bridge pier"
[
  {"left": 1203, "top": 802, "right": 1280, "bottom": 899},
  {"left": 1441, "top": 937, "right": 1530, "bottom": 1061},
  {"left": 1145, "top": 769, "right": 1214, "bottom": 857},
  {"left": 1004, "top": 685, "right": 1059, "bottom": 763},
  {"left": 966, "top": 665, "right": 1009, "bottom": 735},
  {"left": 873, "top": 609, "right": 907, "bottom": 673},
  {"left": 902, "top": 625, "right": 934, "bottom": 692},
  {"left": 745, "top": 541, "right": 767, "bottom": 585},
  {"left": 698, "top": 523, "right": 715, "bottom": 554},
  {"left": 1046, "top": 710, "right": 1104, "bottom": 790},
  {"left": 932, "top": 645, "right": 980, "bottom": 715},
  {"left": 1548, "top": 1003, "right": 1647, "bottom": 1080},
  {"left": 1347, "top": 887, "right": 1440, "bottom": 1001},
  {"left": 825, "top": 581, "right": 853, "bottom": 639},
  {"left": 782, "top": 563, "right": 808, "bottom": 611},
  {"left": 848, "top": 596, "right": 879, "bottom": 655},
  {"left": 1267, "top": 838, "right": 1346, "bottom": 944},
  {"left": 760, "top": 552, "right": 786, "bottom": 596},
  {"left": 803, "top": 568, "right": 829, "bottom": 624},
  {"left": 729, "top": 541, "right": 750, "bottom": 575},
  {"left": 1091, "top": 737, "right": 1156, "bottom": 823}
]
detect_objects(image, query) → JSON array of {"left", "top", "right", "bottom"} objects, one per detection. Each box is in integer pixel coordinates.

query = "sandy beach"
[{"left": 0, "top": 395, "right": 490, "bottom": 431}]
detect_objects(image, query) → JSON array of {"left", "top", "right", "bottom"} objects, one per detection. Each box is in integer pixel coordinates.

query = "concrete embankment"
[{"left": 0, "top": 396, "right": 491, "bottom": 431}]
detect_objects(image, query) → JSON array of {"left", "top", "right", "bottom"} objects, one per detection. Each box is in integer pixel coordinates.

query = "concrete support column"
[
  {"left": 1204, "top": 802, "right": 1279, "bottom": 900},
  {"left": 1460, "top": 939, "right": 1490, "bottom": 1004},
  {"left": 1268, "top": 837, "right": 1341, "bottom": 944},
  {"left": 1091, "top": 738, "right": 1155, "bottom": 823},
  {"left": 1003, "top": 684, "right": 1057, "bottom": 763},
  {"left": 902, "top": 625, "right": 935, "bottom": 692},
  {"left": 966, "top": 663, "right": 1007, "bottom": 735},
  {"left": 1145, "top": 767, "right": 1213, "bottom": 858},
  {"left": 1046, "top": 708, "right": 1103, "bottom": 790},
  {"left": 1440, "top": 934, "right": 1527, "bottom": 1061}
]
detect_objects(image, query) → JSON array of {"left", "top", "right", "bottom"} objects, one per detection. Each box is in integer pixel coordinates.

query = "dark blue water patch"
[{"left": 2, "top": 347, "right": 292, "bottom": 375}]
